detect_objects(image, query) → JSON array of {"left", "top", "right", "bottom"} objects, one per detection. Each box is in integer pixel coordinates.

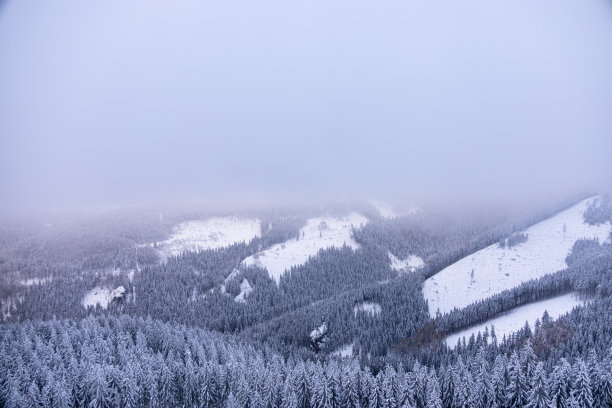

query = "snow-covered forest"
[
  {"left": 1, "top": 194, "right": 612, "bottom": 407},
  {"left": 2, "top": 0, "right": 612, "bottom": 406}
]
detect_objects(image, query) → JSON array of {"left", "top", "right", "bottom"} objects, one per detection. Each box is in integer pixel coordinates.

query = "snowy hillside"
[
  {"left": 445, "top": 293, "right": 585, "bottom": 347},
  {"left": 424, "top": 197, "right": 611, "bottom": 317},
  {"left": 156, "top": 217, "right": 261, "bottom": 258},
  {"left": 388, "top": 251, "right": 424, "bottom": 273},
  {"left": 241, "top": 213, "right": 368, "bottom": 285}
]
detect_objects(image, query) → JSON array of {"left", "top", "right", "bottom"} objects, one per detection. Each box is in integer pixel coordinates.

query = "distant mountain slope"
[{"left": 424, "top": 196, "right": 611, "bottom": 317}]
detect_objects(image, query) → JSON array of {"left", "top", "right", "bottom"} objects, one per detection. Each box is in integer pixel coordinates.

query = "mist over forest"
[{"left": 2, "top": 1, "right": 612, "bottom": 407}]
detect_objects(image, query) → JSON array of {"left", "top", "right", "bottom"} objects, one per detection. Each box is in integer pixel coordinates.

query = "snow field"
[
  {"left": 157, "top": 217, "right": 261, "bottom": 258},
  {"left": 424, "top": 197, "right": 611, "bottom": 317},
  {"left": 444, "top": 292, "right": 585, "bottom": 347},
  {"left": 241, "top": 213, "right": 368, "bottom": 285}
]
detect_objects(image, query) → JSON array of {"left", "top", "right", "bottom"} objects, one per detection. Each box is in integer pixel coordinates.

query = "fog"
[{"left": 1, "top": 0, "right": 612, "bottom": 212}]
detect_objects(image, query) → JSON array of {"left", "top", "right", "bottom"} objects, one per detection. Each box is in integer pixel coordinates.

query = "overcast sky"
[{"left": 1, "top": 0, "right": 612, "bottom": 211}]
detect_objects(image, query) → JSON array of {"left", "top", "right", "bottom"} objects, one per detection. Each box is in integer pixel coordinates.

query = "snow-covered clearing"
[
  {"left": 389, "top": 252, "right": 424, "bottom": 273},
  {"left": 424, "top": 197, "right": 610, "bottom": 317},
  {"left": 82, "top": 286, "right": 126, "bottom": 309},
  {"left": 445, "top": 293, "right": 585, "bottom": 347},
  {"left": 331, "top": 342, "right": 354, "bottom": 358},
  {"left": 156, "top": 217, "right": 261, "bottom": 258},
  {"left": 234, "top": 279, "right": 253, "bottom": 303},
  {"left": 241, "top": 213, "right": 368, "bottom": 285},
  {"left": 353, "top": 301, "right": 382, "bottom": 318}
]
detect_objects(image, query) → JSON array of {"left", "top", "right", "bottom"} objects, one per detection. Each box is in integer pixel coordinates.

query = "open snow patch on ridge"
[
  {"left": 389, "top": 252, "right": 424, "bottom": 273},
  {"left": 82, "top": 286, "right": 126, "bottom": 309},
  {"left": 241, "top": 213, "right": 368, "bottom": 285},
  {"left": 157, "top": 217, "right": 260, "bottom": 258},
  {"left": 353, "top": 301, "right": 382, "bottom": 318},
  {"left": 424, "top": 196, "right": 611, "bottom": 317},
  {"left": 445, "top": 293, "right": 585, "bottom": 347},
  {"left": 234, "top": 279, "right": 253, "bottom": 303}
]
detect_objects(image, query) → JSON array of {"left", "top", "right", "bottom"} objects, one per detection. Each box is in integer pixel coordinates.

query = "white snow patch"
[
  {"left": 310, "top": 322, "right": 328, "bottom": 341},
  {"left": 82, "top": 285, "right": 126, "bottom": 310},
  {"left": 234, "top": 279, "right": 253, "bottom": 303},
  {"left": 241, "top": 213, "right": 368, "bottom": 285},
  {"left": 19, "top": 277, "right": 50, "bottom": 286},
  {"left": 445, "top": 293, "right": 585, "bottom": 347},
  {"left": 111, "top": 285, "right": 126, "bottom": 299},
  {"left": 331, "top": 342, "right": 355, "bottom": 358},
  {"left": 157, "top": 217, "right": 261, "bottom": 258},
  {"left": 389, "top": 252, "right": 424, "bottom": 273},
  {"left": 424, "top": 197, "right": 611, "bottom": 317},
  {"left": 353, "top": 301, "right": 382, "bottom": 318}
]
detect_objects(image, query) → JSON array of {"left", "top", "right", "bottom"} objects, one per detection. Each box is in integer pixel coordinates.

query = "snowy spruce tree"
[
  {"left": 505, "top": 352, "right": 528, "bottom": 408},
  {"left": 526, "top": 362, "right": 551, "bottom": 408},
  {"left": 572, "top": 359, "right": 594, "bottom": 408}
]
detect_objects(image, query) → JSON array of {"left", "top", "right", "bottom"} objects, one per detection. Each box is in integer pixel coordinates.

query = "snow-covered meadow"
[
  {"left": 424, "top": 197, "right": 610, "bottom": 317},
  {"left": 444, "top": 292, "right": 585, "bottom": 347},
  {"left": 156, "top": 217, "right": 261, "bottom": 258},
  {"left": 241, "top": 213, "right": 368, "bottom": 285}
]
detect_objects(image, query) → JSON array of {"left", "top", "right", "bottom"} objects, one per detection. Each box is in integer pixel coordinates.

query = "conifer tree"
[
  {"left": 526, "top": 362, "right": 551, "bottom": 408},
  {"left": 425, "top": 371, "right": 442, "bottom": 408},
  {"left": 506, "top": 352, "right": 528, "bottom": 408},
  {"left": 572, "top": 359, "right": 593, "bottom": 408}
]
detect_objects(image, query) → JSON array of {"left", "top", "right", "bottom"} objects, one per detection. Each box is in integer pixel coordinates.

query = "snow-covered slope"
[
  {"left": 424, "top": 197, "right": 610, "bottom": 317},
  {"left": 82, "top": 286, "right": 126, "bottom": 309},
  {"left": 445, "top": 293, "right": 585, "bottom": 347},
  {"left": 241, "top": 213, "right": 368, "bottom": 285},
  {"left": 157, "top": 217, "right": 260, "bottom": 258},
  {"left": 389, "top": 252, "right": 424, "bottom": 273}
]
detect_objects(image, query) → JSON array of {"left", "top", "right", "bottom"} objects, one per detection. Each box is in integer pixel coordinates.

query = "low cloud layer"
[{"left": 1, "top": 0, "right": 612, "bottom": 211}]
